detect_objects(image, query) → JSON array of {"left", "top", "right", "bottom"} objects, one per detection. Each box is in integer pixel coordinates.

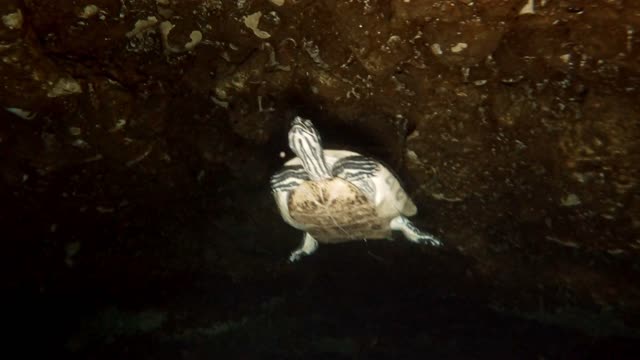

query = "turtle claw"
[
  {"left": 390, "top": 216, "right": 442, "bottom": 247},
  {"left": 289, "top": 251, "right": 306, "bottom": 262},
  {"left": 414, "top": 233, "right": 443, "bottom": 247},
  {"left": 288, "top": 233, "right": 318, "bottom": 262}
]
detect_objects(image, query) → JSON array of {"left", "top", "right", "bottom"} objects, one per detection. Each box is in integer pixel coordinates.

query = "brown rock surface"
[{"left": 2, "top": 0, "right": 639, "bottom": 357}]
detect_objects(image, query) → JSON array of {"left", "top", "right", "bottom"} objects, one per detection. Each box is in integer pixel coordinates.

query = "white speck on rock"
[
  {"left": 185, "top": 30, "right": 203, "bottom": 50},
  {"left": 109, "top": 119, "right": 127, "bottom": 132},
  {"left": 430, "top": 43, "right": 443, "bottom": 56},
  {"left": 450, "top": 42, "right": 468, "bottom": 53},
  {"left": 560, "top": 54, "right": 571, "bottom": 63},
  {"left": 159, "top": 20, "right": 176, "bottom": 51},
  {"left": 47, "top": 78, "right": 82, "bottom": 97},
  {"left": 126, "top": 144, "right": 154, "bottom": 167},
  {"left": 79, "top": 5, "right": 99, "bottom": 19},
  {"left": 545, "top": 236, "right": 580, "bottom": 248},
  {"left": 303, "top": 39, "right": 328, "bottom": 68},
  {"left": 430, "top": 193, "right": 464, "bottom": 202},
  {"left": 406, "top": 149, "right": 419, "bottom": 162},
  {"left": 71, "top": 139, "right": 90, "bottom": 149},
  {"left": 68, "top": 127, "right": 82, "bottom": 136},
  {"left": 279, "top": 151, "right": 286, "bottom": 158},
  {"left": 6, "top": 107, "right": 36, "bottom": 119},
  {"left": 96, "top": 206, "right": 115, "bottom": 213},
  {"left": 607, "top": 248, "right": 626, "bottom": 255},
  {"left": 211, "top": 96, "right": 229, "bottom": 108},
  {"left": 126, "top": 16, "right": 159, "bottom": 38},
  {"left": 270, "top": 0, "right": 285, "bottom": 6},
  {"left": 244, "top": 12, "right": 271, "bottom": 39},
  {"left": 560, "top": 193, "right": 581, "bottom": 207},
  {"left": 407, "top": 129, "right": 420, "bottom": 140},
  {"left": 2, "top": 9, "right": 23, "bottom": 30},
  {"left": 519, "top": 0, "right": 535, "bottom": 15}
]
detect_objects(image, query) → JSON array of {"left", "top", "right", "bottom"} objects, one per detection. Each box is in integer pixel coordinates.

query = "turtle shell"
[{"left": 288, "top": 177, "right": 392, "bottom": 243}]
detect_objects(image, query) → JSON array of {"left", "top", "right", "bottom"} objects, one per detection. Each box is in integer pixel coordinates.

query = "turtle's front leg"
[
  {"left": 289, "top": 232, "right": 319, "bottom": 262},
  {"left": 390, "top": 216, "right": 442, "bottom": 247}
]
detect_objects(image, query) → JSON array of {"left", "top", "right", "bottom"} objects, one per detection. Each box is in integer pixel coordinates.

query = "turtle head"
[{"left": 288, "top": 116, "right": 331, "bottom": 180}]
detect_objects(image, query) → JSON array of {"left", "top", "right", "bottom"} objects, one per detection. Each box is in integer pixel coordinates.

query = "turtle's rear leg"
[
  {"left": 289, "top": 232, "right": 319, "bottom": 262},
  {"left": 390, "top": 216, "right": 442, "bottom": 247}
]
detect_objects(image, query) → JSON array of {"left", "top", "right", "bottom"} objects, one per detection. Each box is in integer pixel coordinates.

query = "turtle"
[{"left": 271, "top": 116, "right": 442, "bottom": 262}]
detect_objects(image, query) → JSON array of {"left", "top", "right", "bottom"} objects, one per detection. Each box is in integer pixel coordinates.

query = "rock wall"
[{"left": 2, "top": 0, "right": 639, "bottom": 354}]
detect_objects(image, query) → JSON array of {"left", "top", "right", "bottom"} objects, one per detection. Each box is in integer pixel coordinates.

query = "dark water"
[
  {"left": 4, "top": 175, "right": 638, "bottom": 358},
  {"left": 7, "top": 260, "right": 639, "bottom": 359}
]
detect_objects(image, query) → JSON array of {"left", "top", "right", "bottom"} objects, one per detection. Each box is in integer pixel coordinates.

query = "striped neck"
[
  {"left": 296, "top": 146, "right": 331, "bottom": 181},
  {"left": 288, "top": 117, "right": 332, "bottom": 181}
]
